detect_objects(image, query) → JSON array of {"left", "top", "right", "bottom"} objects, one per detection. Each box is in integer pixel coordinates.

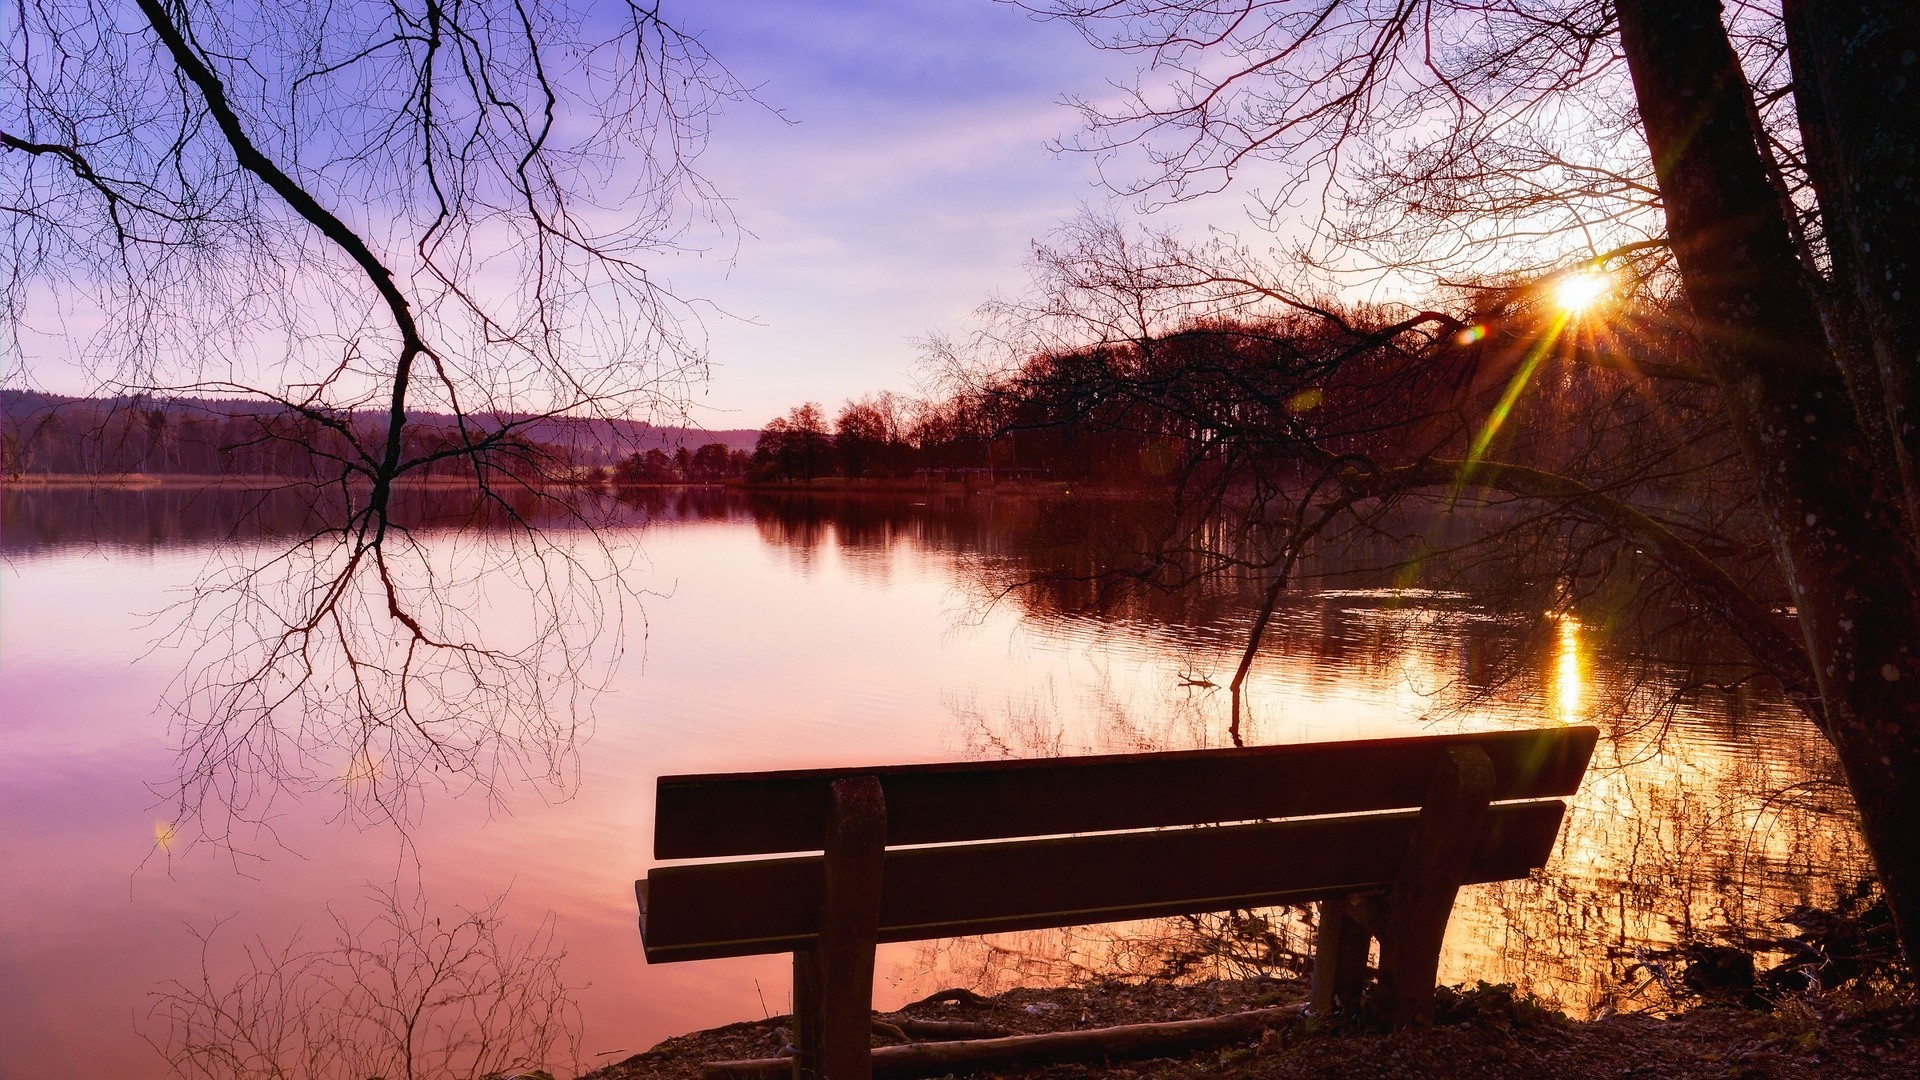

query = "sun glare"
[{"left": 1552, "top": 271, "right": 1610, "bottom": 314}]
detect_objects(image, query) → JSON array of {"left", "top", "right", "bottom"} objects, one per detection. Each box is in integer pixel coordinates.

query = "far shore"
[
  {"left": 735, "top": 476, "right": 1074, "bottom": 496},
  {"left": 5, "top": 472, "right": 567, "bottom": 489},
  {"left": 5, "top": 473, "right": 1095, "bottom": 496}
]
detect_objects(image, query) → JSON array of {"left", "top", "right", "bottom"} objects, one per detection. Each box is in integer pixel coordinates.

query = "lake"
[{"left": 0, "top": 485, "right": 1872, "bottom": 1076}]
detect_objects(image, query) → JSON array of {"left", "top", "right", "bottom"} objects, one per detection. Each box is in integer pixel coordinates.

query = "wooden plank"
[
  {"left": 639, "top": 800, "right": 1566, "bottom": 963},
  {"left": 655, "top": 726, "right": 1597, "bottom": 859}
]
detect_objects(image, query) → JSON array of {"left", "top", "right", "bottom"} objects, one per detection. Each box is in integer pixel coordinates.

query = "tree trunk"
[
  {"left": 1617, "top": 0, "right": 1920, "bottom": 956},
  {"left": 1785, "top": 1, "right": 1920, "bottom": 534}
]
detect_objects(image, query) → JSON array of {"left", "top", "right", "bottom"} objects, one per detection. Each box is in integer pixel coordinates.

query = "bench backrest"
[{"left": 640, "top": 726, "right": 1597, "bottom": 963}]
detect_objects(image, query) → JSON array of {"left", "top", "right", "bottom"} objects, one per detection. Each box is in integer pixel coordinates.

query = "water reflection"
[
  {"left": 0, "top": 481, "right": 637, "bottom": 554},
  {"left": 1554, "top": 616, "right": 1586, "bottom": 725},
  {"left": 916, "top": 647, "right": 1864, "bottom": 1016},
  {"left": 677, "top": 491, "right": 1865, "bottom": 1019},
  {"left": 0, "top": 487, "right": 1872, "bottom": 1077}
]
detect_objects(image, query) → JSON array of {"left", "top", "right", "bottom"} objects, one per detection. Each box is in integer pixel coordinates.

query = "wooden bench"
[{"left": 637, "top": 725, "right": 1597, "bottom": 1079}]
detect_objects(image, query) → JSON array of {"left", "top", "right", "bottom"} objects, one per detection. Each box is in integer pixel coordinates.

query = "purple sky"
[
  {"left": 663, "top": 1, "right": 1158, "bottom": 428},
  {"left": 12, "top": 2, "right": 1250, "bottom": 431}
]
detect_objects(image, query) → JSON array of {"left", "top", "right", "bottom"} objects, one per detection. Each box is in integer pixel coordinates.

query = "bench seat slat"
[
  {"left": 639, "top": 799, "right": 1566, "bottom": 963},
  {"left": 654, "top": 726, "right": 1597, "bottom": 859}
]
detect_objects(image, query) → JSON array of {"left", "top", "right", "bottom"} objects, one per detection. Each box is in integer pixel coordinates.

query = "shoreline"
[
  {"left": 3, "top": 474, "right": 1110, "bottom": 497},
  {"left": 4, "top": 473, "right": 590, "bottom": 489},
  {"left": 584, "top": 978, "right": 1919, "bottom": 1079}
]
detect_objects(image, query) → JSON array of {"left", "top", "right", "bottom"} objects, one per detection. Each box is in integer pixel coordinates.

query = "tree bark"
[
  {"left": 1784, "top": 1, "right": 1920, "bottom": 537},
  {"left": 1618, "top": 0, "right": 1920, "bottom": 955}
]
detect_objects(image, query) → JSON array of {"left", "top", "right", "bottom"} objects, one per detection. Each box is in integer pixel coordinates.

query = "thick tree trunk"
[
  {"left": 1785, "top": 1, "right": 1920, "bottom": 535},
  {"left": 1784, "top": 0, "right": 1920, "bottom": 968},
  {"left": 1779, "top": 1, "right": 1909, "bottom": 529},
  {"left": 1617, "top": 0, "right": 1920, "bottom": 957}
]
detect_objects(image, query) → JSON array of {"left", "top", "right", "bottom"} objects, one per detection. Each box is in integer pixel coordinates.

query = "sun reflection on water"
[
  {"left": 1553, "top": 615, "right": 1586, "bottom": 724},
  {"left": 342, "top": 751, "right": 381, "bottom": 786}
]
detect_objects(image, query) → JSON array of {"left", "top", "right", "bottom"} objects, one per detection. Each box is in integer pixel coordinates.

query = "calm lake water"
[{"left": 0, "top": 485, "right": 1873, "bottom": 1076}]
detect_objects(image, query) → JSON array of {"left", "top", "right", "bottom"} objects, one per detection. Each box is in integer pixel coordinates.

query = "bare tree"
[
  {"left": 1004, "top": 0, "right": 1920, "bottom": 956},
  {"left": 146, "top": 887, "right": 578, "bottom": 1080},
  {"left": 4, "top": 1, "right": 746, "bottom": 836}
]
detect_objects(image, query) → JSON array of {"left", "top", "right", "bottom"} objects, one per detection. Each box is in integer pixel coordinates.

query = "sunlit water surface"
[{"left": 0, "top": 487, "right": 1871, "bottom": 1076}]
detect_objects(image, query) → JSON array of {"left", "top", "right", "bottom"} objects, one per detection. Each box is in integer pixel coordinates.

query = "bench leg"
[
  {"left": 815, "top": 776, "right": 887, "bottom": 1079},
  {"left": 1309, "top": 896, "right": 1373, "bottom": 1017},
  {"left": 1377, "top": 892, "right": 1455, "bottom": 1026},
  {"left": 1377, "top": 745, "right": 1494, "bottom": 1025},
  {"left": 791, "top": 947, "right": 823, "bottom": 1080}
]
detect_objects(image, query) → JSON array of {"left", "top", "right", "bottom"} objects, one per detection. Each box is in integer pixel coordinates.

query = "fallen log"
[
  {"left": 869, "top": 1019, "right": 909, "bottom": 1044},
  {"left": 702, "top": 1003, "right": 1306, "bottom": 1080},
  {"left": 881, "top": 1016, "right": 1016, "bottom": 1041}
]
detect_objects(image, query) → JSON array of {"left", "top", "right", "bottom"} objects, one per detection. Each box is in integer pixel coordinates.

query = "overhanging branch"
[
  {"left": 1336, "top": 455, "right": 1817, "bottom": 710},
  {"left": 134, "top": 0, "right": 426, "bottom": 513}
]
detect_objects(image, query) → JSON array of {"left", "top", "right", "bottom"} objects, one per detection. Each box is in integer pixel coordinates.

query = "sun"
[{"left": 1552, "top": 270, "right": 1611, "bottom": 314}]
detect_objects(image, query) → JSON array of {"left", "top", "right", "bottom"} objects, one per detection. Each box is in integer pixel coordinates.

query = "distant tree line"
[
  {"left": 745, "top": 303, "right": 1733, "bottom": 498},
  {"left": 741, "top": 389, "right": 1058, "bottom": 484},
  {"left": 1, "top": 393, "right": 570, "bottom": 480},
  {"left": 2, "top": 391, "right": 761, "bottom": 484},
  {"left": 610, "top": 442, "right": 752, "bottom": 484},
  {"left": 744, "top": 320, "right": 1450, "bottom": 487},
  {"left": 746, "top": 395, "right": 925, "bottom": 483}
]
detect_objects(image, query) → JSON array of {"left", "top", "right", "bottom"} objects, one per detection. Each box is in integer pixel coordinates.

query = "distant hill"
[
  {"left": 502, "top": 412, "right": 761, "bottom": 461},
  {"left": 0, "top": 389, "right": 761, "bottom": 475}
]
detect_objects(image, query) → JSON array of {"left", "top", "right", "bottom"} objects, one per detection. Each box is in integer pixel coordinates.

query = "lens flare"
[
  {"left": 1461, "top": 313, "right": 1568, "bottom": 480},
  {"left": 1553, "top": 271, "right": 1610, "bottom": 314}
]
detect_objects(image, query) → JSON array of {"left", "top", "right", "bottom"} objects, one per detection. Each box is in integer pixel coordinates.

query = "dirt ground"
[{"left": 584, "top": 977, "right": 1920, "bottom": 1079}]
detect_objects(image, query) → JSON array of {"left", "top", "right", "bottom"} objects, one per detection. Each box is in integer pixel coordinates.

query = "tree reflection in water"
[{"left": 144, "top": 886, "right": 577, "bottom": 1080}]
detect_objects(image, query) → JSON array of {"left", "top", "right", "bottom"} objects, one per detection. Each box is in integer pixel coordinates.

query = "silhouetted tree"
[
  {"left": 3, "top": 0, "right": 745, "bottom": 837},
  {"left": 1019, "top": 0, "right": 1920, "bottom": 953},
  {"left": 836, "top": 398, "right": 888, "bottom": 478},
  {"left": 689, "top": 441, "right": 735, "bottom": 481},
  {"left": 751, "top": 402, "right": 834, "bottom": 482}
]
